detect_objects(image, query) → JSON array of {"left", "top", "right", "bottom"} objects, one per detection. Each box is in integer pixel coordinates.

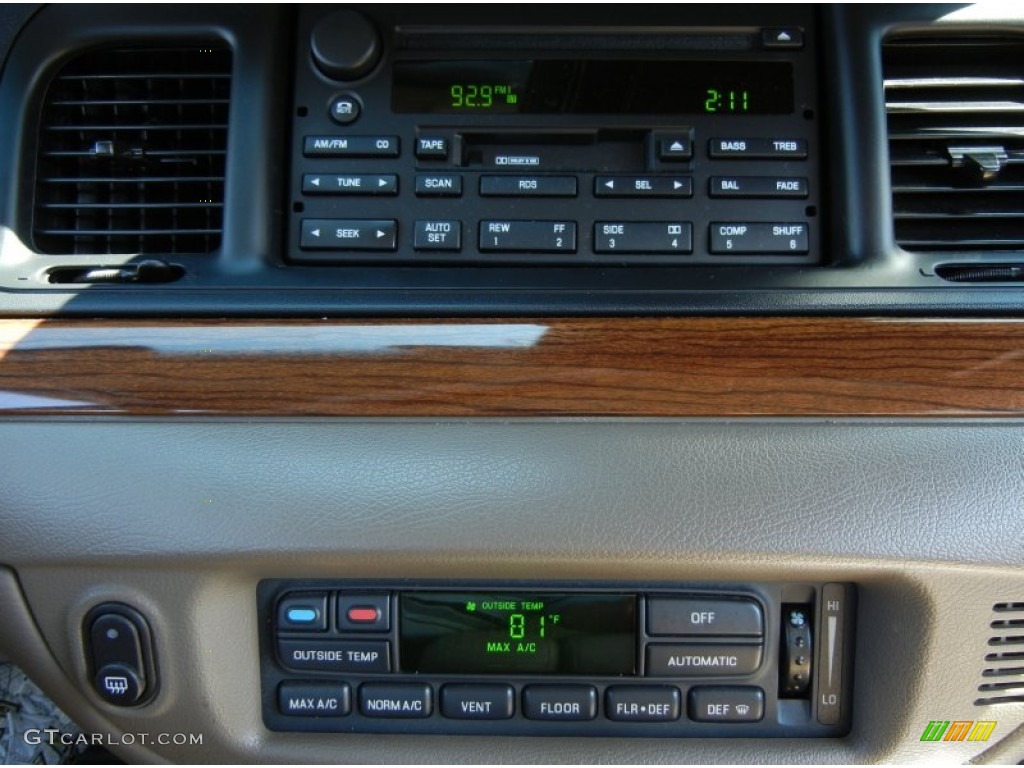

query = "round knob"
[{"left": 310, "top": 10, "right": 381, "bottom": 81}]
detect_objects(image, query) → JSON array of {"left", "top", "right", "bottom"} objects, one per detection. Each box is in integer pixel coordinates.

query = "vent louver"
[
  {"left": 976, "top": 602, "right": 1024, "bottom": 706},
  {"left": 32, "top": 46, "right": 231, "bottom": 256},
  {"left": 883, "top": 37, "right": 1024, "bottom": 252}
]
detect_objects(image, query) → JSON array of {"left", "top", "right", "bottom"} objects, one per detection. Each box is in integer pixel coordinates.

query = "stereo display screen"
[{"left": 392, "top": 59, "right": 794, "bottom": 114}]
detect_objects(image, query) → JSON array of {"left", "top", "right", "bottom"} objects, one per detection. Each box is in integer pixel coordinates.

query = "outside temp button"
[{"left": 522, "top": 685, "right": 597, "bottom": 721}]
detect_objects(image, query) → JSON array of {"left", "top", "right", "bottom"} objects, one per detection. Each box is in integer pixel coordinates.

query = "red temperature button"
[
  {"left": 347, "top": 606, "right": 380, "bottom": 623},
  {"left": 337, "top": 593, "right": 390, "bottom": 632}
]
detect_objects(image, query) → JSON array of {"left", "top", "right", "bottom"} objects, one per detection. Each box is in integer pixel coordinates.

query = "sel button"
[
  {"left": 440, "top": 684, "right": 515, "bottom": 720},
  {"left": 522, "top": 685, "right": 597, "bottom": 721}
]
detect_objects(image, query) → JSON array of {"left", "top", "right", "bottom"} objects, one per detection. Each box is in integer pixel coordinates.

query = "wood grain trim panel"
[{"left": 1, "top": 317, "right": 1023, "bottom": 417}]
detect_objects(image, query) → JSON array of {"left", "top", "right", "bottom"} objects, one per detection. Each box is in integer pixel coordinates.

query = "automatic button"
[
  {"left": 522, "top": 685, "right": 597, "bottom": 721},
  {"left": 689, "top": 686, "right": 764, "bottom": 722},
  {"left": 605, "top": 686, "right": 680, "bottom": 722},
  {"left": 359, "top": 683, "right": 432, "bottom": 719},
  {"left": 278, "top": 681, "right": 351, "bottom": 717},
  {"left": 440, "top": 684, "right": 515, "bottom": 720},
  {"left": 646, "top": 644, "right": 763, "bottom": 676}
]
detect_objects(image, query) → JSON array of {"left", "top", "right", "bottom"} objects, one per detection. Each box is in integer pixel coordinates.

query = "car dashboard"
[{"left": 0, "top": 3, "right": 1023, "bottom": 764}]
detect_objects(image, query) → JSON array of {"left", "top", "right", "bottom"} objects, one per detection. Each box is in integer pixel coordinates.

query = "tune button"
[{"left": 522, "top": 685, "right": 597, "bottom": 721}]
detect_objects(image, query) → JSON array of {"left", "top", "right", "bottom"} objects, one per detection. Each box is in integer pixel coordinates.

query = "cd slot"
[{"left": 455, "top": 129, "right": 647, "bottom": 172}]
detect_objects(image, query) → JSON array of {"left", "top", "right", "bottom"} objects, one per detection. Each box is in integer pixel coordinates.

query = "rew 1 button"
[
  {"left": 522, "top": 685, "right": 597, "bottom": 721},
  {"left": 440, "top": 684, "right": 515, "bottom": 720},
  {"left": 300, "top": 219, "right": 397, "bottom": 251}
]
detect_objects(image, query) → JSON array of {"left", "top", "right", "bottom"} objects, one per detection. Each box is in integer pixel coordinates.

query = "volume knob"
[{"left": 310, "top": 10, "right": 381, "bottom": 82}]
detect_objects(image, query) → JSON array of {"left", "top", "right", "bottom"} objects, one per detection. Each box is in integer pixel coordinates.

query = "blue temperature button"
[{"left": 277, "top": 593, "right": 328, "bottom": 632}]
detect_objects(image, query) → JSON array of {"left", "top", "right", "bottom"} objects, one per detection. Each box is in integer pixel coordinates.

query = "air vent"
[
  {"left": 976, "top": 602, "right": 1024, "bottom": 706},
  {"left": 883, "top": 37, "right": 1024, "bottom": 252},
  {"left": 32, "top": 46, "right": 231, "bottom": 256}
]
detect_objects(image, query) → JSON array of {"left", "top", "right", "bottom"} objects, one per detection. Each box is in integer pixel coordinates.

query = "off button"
[{"left": 522, "top": 685, "right": 597, "bottom": 721}]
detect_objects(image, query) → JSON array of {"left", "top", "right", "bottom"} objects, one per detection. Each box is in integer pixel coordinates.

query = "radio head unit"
[{"left": 288, "top": 6, "right": 821, "bottom": 268}]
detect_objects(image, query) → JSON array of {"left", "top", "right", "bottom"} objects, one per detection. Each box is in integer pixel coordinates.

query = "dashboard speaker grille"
[
  {"left": 976, "top": 602, "right": 1024, "bottom": 706},
  {"left": 32, "top": 46, "right": 231, "bottom": 255},
  {"left": 883, "top": 37, "right": 1024, "bottom": 253}
]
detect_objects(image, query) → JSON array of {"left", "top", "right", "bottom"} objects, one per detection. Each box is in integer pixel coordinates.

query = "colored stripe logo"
[{"left": 920, "top": 720, "right": 996, "bottom": 742}]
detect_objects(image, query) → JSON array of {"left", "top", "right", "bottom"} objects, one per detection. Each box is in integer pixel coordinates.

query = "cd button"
[
  {"left": 440, "top": 684, "right": 515, "bottom": 720},
  {"left": 522, "top": 685, "right": 597, "bottom": 721},
  {"left": 688, "top": 686, "right": 764, "bottom": 722},
  {"left": 359, "top": 683, "right": 432, "bottom": 719},
  {"left": 303, "top": 135, "right": 400, "bottom": 158},
  {"left": 605, "top": 686, "right": 680, "bottom": 722},
  {"left": 278, "top": 681, "right": 351, "bottom": 716},
  {"left": 646, "top": 643, "right": 763, "bottom": 677}
]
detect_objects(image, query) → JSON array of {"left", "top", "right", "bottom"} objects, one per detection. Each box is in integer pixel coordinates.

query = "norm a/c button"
[{"left": 338, "top": 593, "right": 390, "bottom": 632}]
